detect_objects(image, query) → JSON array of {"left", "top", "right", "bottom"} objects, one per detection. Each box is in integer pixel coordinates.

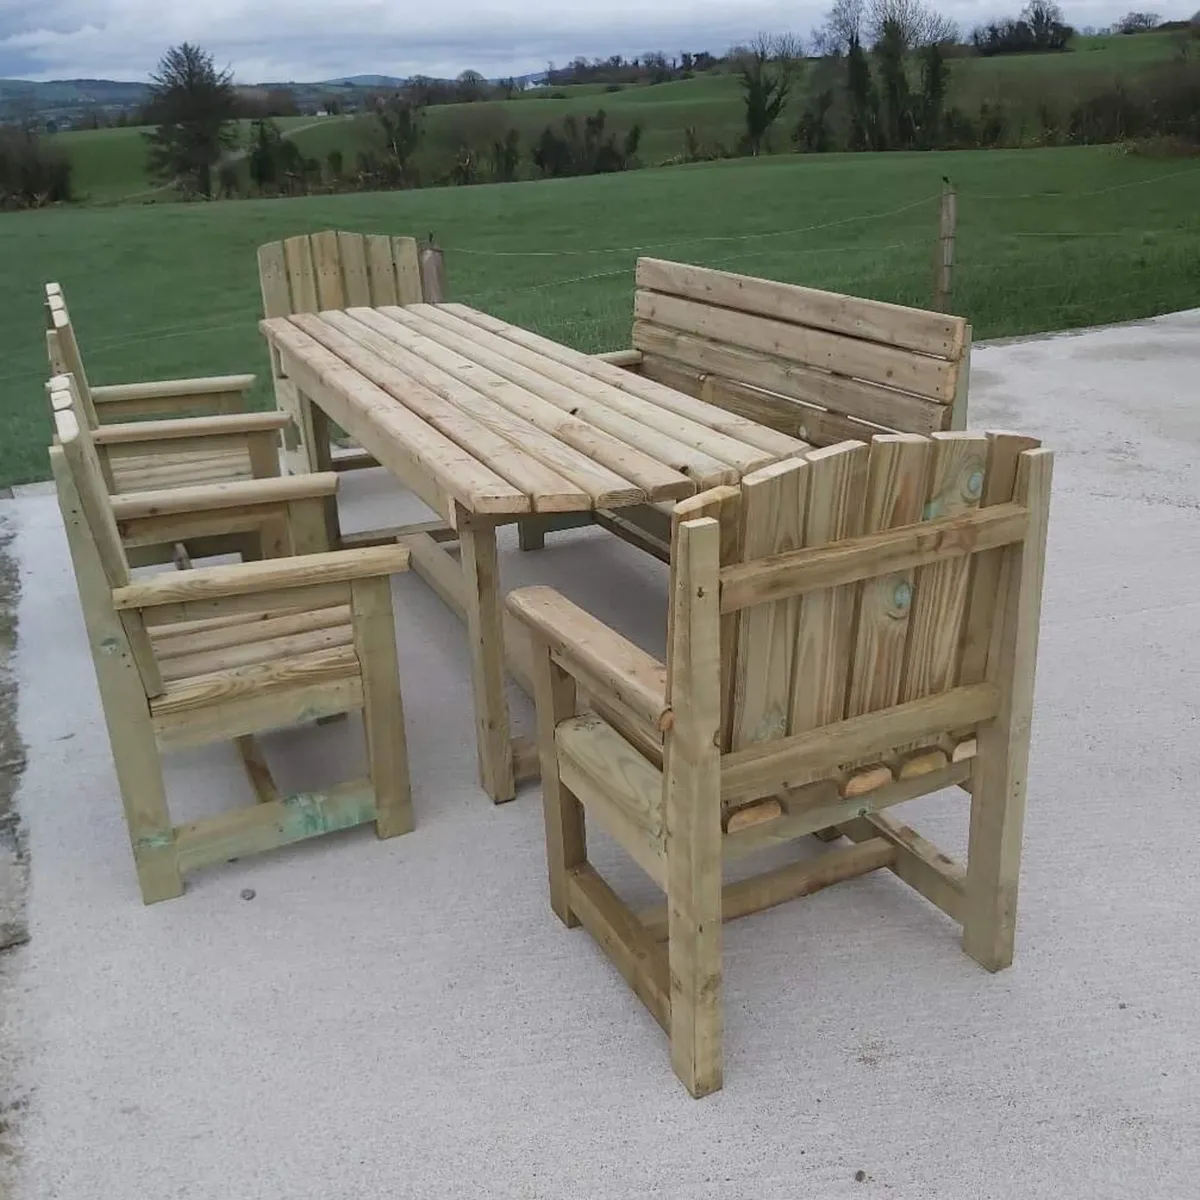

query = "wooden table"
[{"left": 261, "top": 302, "right": 808, "bottom": 802}]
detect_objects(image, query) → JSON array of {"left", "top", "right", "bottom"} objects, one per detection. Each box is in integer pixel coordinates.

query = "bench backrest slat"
[{"left": 633, "top": 259, "right": 971, "bottom": 446}]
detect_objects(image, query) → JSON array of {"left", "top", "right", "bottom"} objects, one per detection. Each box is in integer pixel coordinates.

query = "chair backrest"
[
  {"left": 44, "top": 286, "right": 99, "bottom": 428},
  {"left": 632, "top": 259, "right": 971, "bottom": 447},
  {"left": 49, "top": 376, "right": 129, "bottom": 588},
  {"left": 257, "top": 231, "right": 434, "bottom": 317},
  {"left": 666, "top": 432, "right": 1052, "bottom": 807}
]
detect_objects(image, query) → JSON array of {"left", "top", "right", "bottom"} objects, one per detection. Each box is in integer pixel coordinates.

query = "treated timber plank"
[
  {"left": 159, "top": 623, "right": 354, "bottom": 681},
  {"left": 336, "top": 232, "right": 372, "bottom": 306},
  {"left": 311, "top": 230, "right": 346, "bottom": 309},
  {"left": 340, "top": 310, "right": 686, "bottom": 503},
  {"left": 282, "top": 236, "right": 319, "bottom": 313},
  {"left": 567, "top": 864, "right": 670, "bottom": 1031},
  {"left": 152, "top": 605, "right": 350, "bottom": 660},
  {"left": 507, "top": 587, "right": 671, "bottom": 733},
  {"left": 719, "top": 503, "right": 1028, "bottom": 612},
  {"left": 393, "top": 237, "right": 424, "bottom": 303},
  {"left": 634, "top": 326, "right": 946, "bottom": 437},
  {"left": 263, "top": 320, "right": 528, "bottom": 516},
  {"left": 413, "top": 305, "right": 781, "bottom": 473},
  {"left": 380, "top": 306, "right": 734, "bottom": 489},
  {"left": 258, "top": 241, "right": 292, "bottom": 318},
  {"left": 640, "top": 837, "right": 896, "bottom": 940},
  {"left": 109, "top": 473, "right": 339, "bottom": 520},
  {"left": 962, "top": 448, "right": 1053, "bottom": 971},
  {"left": 665, "top": 515, "right": 724, "bottom": 1097},
  {"left": 636, "top": 260, "right": 967, "bottom": 358},
  {"left": 634, "top": 293, "right": 958, "bottom": 402},
  {"left": 365, "top": 234, "right": 399, "bottom": 306},
  {"left": 901, "top": 432, "right": 990, "bottom": 702},
  {"left": 173, "top": 780, "right": 376, "bottom": 873},
  {"left": 846, "top": 435, "right": 931, "bottom": 717},
  {"left": 442, "top": 303, "right": 804, "bottom": 458},
  {"left": 731, "top": 458, "right": 808, "bottom": 749},
  {"left": 291, "top": 314, "right": 595, "bottom": 510},
  {"left": 789, "top": 441, "right": 869, "bottom": 735},
  {"left": 721, "top": 683, "right": 997, "bottom": 807}
]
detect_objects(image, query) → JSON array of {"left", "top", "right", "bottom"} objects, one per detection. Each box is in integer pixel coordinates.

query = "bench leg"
[
  {"left": 460, "top": 524, "right": 516, "bottom": 803},
  {"left": 518, "top": 519, "right": 545, "bottom": 552}
]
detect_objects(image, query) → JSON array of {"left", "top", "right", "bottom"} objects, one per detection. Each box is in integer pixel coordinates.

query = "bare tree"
[
  {"left": 818, "top": 0, "right": 866, "bottom": 55},
  {"left": 1115, "top": 10, "right": 1161, "bottom": 32},
  {"left": 736, "top": 33, "right": 804, "bottom": 155},
  {"left": 866, "top": 0, "right": 958, "bottom": 47}
]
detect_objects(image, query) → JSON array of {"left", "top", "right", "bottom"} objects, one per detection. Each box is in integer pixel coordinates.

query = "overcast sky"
[{"left": 1, "top": 0, "right": 1191, "bottom": 83}]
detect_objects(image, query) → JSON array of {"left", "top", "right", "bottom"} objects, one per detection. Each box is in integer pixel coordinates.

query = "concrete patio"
[{"left": 1, "top": 310, "right": 1198, "bottom": 1199}]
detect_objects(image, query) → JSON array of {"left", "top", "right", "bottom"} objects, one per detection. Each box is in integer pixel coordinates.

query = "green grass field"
[
  {"left": 47, "top": 33, "right": 1185, "bottom": 202},
  {"left": 3, "top": 144, "right": 1197, "bottom": 486}
]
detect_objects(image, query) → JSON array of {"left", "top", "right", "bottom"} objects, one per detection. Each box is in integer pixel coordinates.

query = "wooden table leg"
[{"left": 459, "top": 523, "right": 516, "bottom": 803}]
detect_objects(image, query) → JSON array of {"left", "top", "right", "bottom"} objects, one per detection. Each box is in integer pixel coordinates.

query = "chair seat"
[{"left": 110, "top": 447, "right": 253, "bottom": 493}]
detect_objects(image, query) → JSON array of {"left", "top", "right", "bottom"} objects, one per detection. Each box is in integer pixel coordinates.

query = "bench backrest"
[
  {"left": 633, "top": 259, "right": 971, "bottom": 448},
  {"left": 665, "top": 432, "right": 1051, "bottom": 811},
  {"left": 257, "top": 231, "right": 439, "bottom": 317}
]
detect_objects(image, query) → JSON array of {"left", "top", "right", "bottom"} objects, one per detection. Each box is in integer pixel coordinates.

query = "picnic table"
[{"left": 261, "top": 302, "right": 809, "bottom": 802}]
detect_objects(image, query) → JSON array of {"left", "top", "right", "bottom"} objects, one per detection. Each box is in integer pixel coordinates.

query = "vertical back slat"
[
  {"left": 668, "top": 486, "right": 741, "bottom": 747},
  {"left": 47, "top": 308, "right": 98, "bottom": 427},
  {"left": 393, "top": 237, "right": 423, "bottom": 304},
  {"left": 845, "top": 435, "right": 930, "bottom": 716},
  {"left": 900, "top": 431, "right": 989, "bottom": 701},
  {"left": 257, "top": 240, "right": 293, "bottom": 317},
  {"left": 311, "top": 230, "right": 346, "bottom": 309},
  {"left": 957, "top": 432, "right": 1041, "bottom": 687},
  {"left": 283, "top": 235, "right": 319, "bottom": 313},
  {"left": 337, "top": 232, "right": 372, "bottom": 306},
  {"left": 789, "top": 441, "right": 869, "bottom": 734},
  {"left": 730, "top": 458, "right": 808, "bottom": 749},
  {"left": 365, "top": 235, "right": 399, "bottom": 306}
]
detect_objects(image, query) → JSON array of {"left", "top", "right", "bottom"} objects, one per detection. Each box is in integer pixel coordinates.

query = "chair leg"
[
  {"left": 108, "top": 710, "right": 183, "bottom": 904},
  {"left": 529, "top": 639, "right": 584, "bottom": 926},
  {"left": 351, "top": 577, "right": 414, "bottom": 839}
]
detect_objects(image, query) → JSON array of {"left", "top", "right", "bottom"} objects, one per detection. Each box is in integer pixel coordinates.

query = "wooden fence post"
[
  {"left": 419, "top": 239, "right": 448, "bottom": 303},
  {"left": 935, "top": 179, "right": 957, "bottom": 314}
]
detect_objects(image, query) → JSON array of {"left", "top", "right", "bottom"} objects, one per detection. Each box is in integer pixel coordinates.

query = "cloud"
[{"left": 0, "top": 0, "right": 1183, "bottom": 83}]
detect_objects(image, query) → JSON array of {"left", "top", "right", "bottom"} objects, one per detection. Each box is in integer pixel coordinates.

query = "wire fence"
[{"left": 3, "top": 160, "right": 1197, "bottom": 393}]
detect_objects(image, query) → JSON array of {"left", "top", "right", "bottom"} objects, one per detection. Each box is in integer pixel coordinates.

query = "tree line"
[{"left": 2, "top": 11, "right": 1198, "bottom": 208}]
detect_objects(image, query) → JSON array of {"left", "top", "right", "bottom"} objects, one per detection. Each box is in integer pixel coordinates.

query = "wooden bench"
[
  {"left": 607, "top": 258, "right": 971, "bottom": 444},
  {"left": 50, "top": 377, "right": 415, "bottom": 904},
  {"left": 508, "top": 430, "right": 1052, "bottom": 1096},
  {"left": 257, "top": 231, "right": 447, "bottom": 478},
  {"left": 44, "top": 285, "right": 276, "bottom": 495}
]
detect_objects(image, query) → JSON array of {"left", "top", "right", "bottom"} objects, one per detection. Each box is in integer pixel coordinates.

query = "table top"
[{"left": 262, "top": 303, "right": 808, "bottom": 517}]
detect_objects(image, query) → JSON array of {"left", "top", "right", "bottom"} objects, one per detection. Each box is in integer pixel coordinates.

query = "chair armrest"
[
  {"left": 112, "top": 546, "right": 409, "bottom": 610},
  {"left": 110, "top": 473, "right": 339, "bottom": 521},
  {"left": 94, "top": 411, "right": 289, "bottom": 445},
  {"left": 593, "top": 349, "right": 642, "bottom": 369},
  {"left": 91, "top": 374, "right": 257, "bottom": 405},
  {"left": 506, "top": 585, "right": 671, "bottom": 733}
]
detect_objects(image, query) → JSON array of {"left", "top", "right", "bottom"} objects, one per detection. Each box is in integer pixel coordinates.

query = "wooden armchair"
[
  {"left": 508, "top": 431, "right": 1052, "bottom": 1096},
  {"left": 44, "top": 284, "right": 277, "bottom": 493},
  {"left": 51, "top": 397, "right": 414, "bottom": 905},
  {"left": 256, "top": 230, "right": 446, "bottom": 477},
  {"left": 49, "top": 374, "right": 338, "bottom": 569}
]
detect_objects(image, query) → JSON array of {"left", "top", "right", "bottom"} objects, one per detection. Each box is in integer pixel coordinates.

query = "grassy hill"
[
  {"left": 2, "top": 143, "right": 1197, "bottom": 484},
  {"left": 45, "top": 33, "right": 1185, "bottom": 203}
]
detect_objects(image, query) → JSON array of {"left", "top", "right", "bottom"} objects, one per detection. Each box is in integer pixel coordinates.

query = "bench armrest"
[
  {"left": 593, "top": 349, "right": 642, "bottom": 369},
  {"left": 94, "top": 411, "right": 288, "bottom": 446},
  {"left": 113, "top": 545, "right": 409, "bottom": 610},
  {"left": 91, "top": 374, "right": 257, "bottom": 405},
  {"left": 110, "top": 473, "right": 339, "bottom": 521},
  {"left": 507, "top": 585, "right": 671, "bottom": 733}
]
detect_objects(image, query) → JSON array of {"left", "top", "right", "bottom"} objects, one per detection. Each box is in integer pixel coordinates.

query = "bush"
[
  {"left": 0, "top": 126, "right": 72, "bottom": 208},
  {"left": 531, "top": 110, "right": 643, "bottom": 176}
]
